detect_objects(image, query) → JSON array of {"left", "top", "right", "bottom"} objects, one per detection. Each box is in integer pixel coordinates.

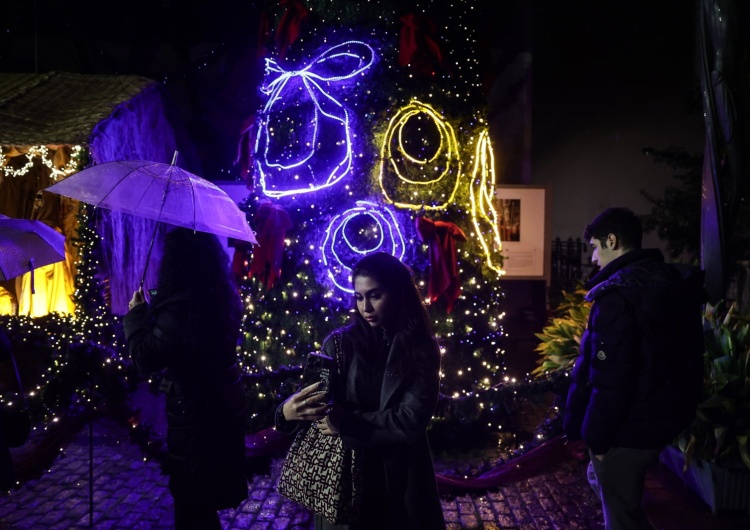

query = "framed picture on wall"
[{"left": 495, "top": 185, "right": 550, "bottom": 281}]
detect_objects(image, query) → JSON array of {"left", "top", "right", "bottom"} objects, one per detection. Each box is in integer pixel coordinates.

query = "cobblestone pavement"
[
  {"left": 0, "top": 417, "right": 606, "bottom": 530},
  {"left": 5, "top": 416, "right": 750, "bottom": 530}
]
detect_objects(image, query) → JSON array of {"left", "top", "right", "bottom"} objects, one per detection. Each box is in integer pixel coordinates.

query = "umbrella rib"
[
  {"left": 94, "top": 164, "right": 144, "bottom": 207},
  {"left": 190, "top": 171, "right": 196, "bottom": 231},
  {"left": 140, "top": 167, "right": 173, "bottom": 287},
  {"left": 121, "top": 164, "right": 168, "bottom": 215},
  {"left": 94, "top": 162, "right": 163, "bottom": 216}
]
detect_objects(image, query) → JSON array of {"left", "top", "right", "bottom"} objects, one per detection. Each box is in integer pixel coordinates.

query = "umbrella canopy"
[
  {"left": 0, "top": 214, "right": 66, "bottom": 282},
  {"left": 44, "top": 155, "right": 258, "bottom": 244}
]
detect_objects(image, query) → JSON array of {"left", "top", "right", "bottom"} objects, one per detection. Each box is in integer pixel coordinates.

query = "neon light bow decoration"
[
  {"left": 254, "top": 40, "right": 376, "bottom": 198},
  {"left": 469, "top": 129, "right": 505, "bottom": 275},
  {"left": 321, "top": 201, "right": 406, "bottom": 293},
  {"left": 378, "top": 100, "right": 461, "bottom": 210}
]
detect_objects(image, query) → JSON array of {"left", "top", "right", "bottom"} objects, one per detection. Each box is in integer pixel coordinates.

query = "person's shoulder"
[{"left": 321, "top": 326, "right": 350, "bottom": 350}]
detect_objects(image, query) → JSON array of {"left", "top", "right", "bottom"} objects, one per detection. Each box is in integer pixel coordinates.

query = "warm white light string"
[{"left": 0, "top": 145, "right": 83, "bottom": 180}]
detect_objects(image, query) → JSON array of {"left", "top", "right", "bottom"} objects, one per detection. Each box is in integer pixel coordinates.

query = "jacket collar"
[{"left": 584, "top": 248, "right": 665, "bottom": 301}]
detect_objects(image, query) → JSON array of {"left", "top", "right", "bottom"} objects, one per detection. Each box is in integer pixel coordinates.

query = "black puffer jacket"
[
  {"left": 124, "top": 293, "right": 248, "bottom": 510},
  {"left": 564, "top": 249, "right": 706, "bottom": 455}
]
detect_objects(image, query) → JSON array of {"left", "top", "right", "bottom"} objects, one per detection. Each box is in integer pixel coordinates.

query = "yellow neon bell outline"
[
  {"left": 469, "top": 130, "right": 505, "bottom": 275},
  {"left": 378, "top": 100, "right": 461, "bottom": 210}
]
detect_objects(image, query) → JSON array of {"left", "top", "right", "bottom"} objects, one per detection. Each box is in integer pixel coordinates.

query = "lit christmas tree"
[{"left": 238, "top": 0, "right": 514, "bottom": 444}]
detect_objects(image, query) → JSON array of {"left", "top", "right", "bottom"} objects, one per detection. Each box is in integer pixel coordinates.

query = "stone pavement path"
[{"left": 1, "top": 417, "right": 607, "bottom": 529}]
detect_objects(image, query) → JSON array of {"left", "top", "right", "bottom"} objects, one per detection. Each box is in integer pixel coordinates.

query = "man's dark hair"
[{"left": 583, "top": 207, "right": 643, "bottom": 250}]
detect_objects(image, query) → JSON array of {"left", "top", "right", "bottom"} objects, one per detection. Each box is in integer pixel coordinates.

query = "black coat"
[
  {"left": 564, "top": 249, "right": 706, "bottom": 455},
  {"left": 321, "top": 329, "right": 444, "bottom": 530},
  {"left": 124, "top": 293, "right": 248, "bottom": 510},
  {"left": 276, "top": 327, "right": 445, "bottom": 530}
]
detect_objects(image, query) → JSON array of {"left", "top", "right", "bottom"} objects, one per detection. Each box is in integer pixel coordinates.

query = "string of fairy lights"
[
  {"left": 233, "top": 11, "right": 542, "bottom": 447},
  {"left": 0, "top": 145, "right": 83, "bottom": 180},
  {"left": 378, "top": 99, "right": 462, "bottom": 210},
  {"left": 255, "top": 40, "right": 376, "bottom": 198},
  {"left": 0, "top": 147, "right": 133, "bottom": 457},
  {"left": 231, "top": 1, "right": 557, "bottom": 450}
]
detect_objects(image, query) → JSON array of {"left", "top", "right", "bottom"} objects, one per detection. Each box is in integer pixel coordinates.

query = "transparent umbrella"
[
  {"left": 0, "top": 214, "right": 66, "bottom": 285},
  {"left": 45, "top": 152, "right": 257, "bottom": 286}
]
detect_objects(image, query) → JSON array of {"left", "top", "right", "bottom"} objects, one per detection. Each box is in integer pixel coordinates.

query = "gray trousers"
[{"left": 588, "top": 447, "right": 661, "bottom": 530}]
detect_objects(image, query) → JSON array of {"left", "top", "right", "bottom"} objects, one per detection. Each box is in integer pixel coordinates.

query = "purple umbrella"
[
  {"left": 44, "top": 152, "right": 257, "bottom": 286},
  {"left": 0, "top": 214, "right": 66, "bottom": 292}
]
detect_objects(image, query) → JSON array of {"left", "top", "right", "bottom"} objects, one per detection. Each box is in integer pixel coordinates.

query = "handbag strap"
[
  {"left": 333, "top": 332, "right": 342, "bottom": 370},
  {"left": 333, "top": 331, "right": 345, "bottom": 393}
]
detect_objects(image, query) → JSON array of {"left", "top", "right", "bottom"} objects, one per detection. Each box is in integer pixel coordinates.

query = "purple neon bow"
[{"left": 254, "top": 40, "right": 375, "bottom": 198}]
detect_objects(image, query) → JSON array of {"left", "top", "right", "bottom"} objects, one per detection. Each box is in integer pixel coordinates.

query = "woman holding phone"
[{"left": 276, "top": 251, "right": 445, "bottom": 530}]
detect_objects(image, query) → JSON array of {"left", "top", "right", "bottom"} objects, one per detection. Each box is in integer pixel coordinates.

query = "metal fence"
[{"left": 549, "top": 237, "right": 591, "bottom": 308}]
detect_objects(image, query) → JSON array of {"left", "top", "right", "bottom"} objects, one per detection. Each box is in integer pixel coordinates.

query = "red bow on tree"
[
  {"left": 257, "top": 0, "right": 310, "bottom": 60},
  {"left": 235, "top": 114, "right": 257, "bottom": 191},
  {"left": 416, "top": 216, "right": 466, "bottom": 313},
  {"left": 399, "top": 13, "right": 448, "bottom": 77},
  {"left": 247, "top": 201, "right": 293, "bottom": 290}
]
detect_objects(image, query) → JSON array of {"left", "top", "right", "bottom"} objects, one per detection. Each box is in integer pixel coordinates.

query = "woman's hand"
[
  {"left": 317, "top": 404, "right": 341, "bottom": 436},
  {"left": 282, "top": 382, "right": 328, "bottom": 421},
  {"left": 128, "top": 288, "right": 145, "bottom": 311}
]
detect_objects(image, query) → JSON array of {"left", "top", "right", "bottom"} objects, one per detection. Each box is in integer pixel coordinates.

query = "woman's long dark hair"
[
  {"left": 153, "top": 227, "right": 242, "bottom": 342},
  {"left": 348, "top": 252, "right": 436, "bottom": 373}
]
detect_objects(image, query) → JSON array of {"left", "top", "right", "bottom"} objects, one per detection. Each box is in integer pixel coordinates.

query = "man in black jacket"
[{"left": 564, "top": 207, "right": 706, "bottom": 530}]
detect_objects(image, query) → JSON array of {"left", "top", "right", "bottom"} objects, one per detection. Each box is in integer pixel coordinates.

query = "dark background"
[{"left": 0, "top": 1, "right": 705, "bottom": 180}]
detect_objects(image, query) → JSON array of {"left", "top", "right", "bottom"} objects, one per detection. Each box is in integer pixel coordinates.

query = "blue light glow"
[
  {"left": 321, "top": 201, "right": 406, "bottom": 293},
  {"left": 254, "top": 41, "right": 376, "bottom": 198}
]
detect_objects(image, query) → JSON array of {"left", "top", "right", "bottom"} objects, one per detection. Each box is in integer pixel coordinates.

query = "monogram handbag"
[{"left": 277, "top": 332, "right": 364, "bottom": 525}]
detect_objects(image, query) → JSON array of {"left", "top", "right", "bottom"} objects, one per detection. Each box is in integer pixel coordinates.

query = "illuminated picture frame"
[{"left": 494, "top": 185, "right": 550, "bottom": 281}]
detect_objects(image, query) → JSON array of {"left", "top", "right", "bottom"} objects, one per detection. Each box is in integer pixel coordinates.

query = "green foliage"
[
  {"left": 531, "top": 284, "right": 591, "bottom": 378},
  {"left": 678, "top": 301, "right": 750, "bottom": 470},
  {"left": 640, "top": 146, "right": 702, "bottom": 261},
  {"left": 533, "top": 287, "right": 750, "bottom": 471},
  {"left": 640, "top": 146, "right": 750, "bottom": 266}
]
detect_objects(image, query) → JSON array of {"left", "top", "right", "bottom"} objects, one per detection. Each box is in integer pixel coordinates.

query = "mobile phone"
[{"left": 301, "top": 352, "right": 335, "bottom": 400}]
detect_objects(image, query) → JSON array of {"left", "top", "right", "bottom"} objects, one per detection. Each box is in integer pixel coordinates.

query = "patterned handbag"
[{"left": 277, "top": 332, "right": 364, "bottom": 525}]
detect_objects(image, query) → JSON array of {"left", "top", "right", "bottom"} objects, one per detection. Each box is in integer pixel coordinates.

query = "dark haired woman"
[
  {"left": 124, "top": 227, "right": 248, "bottom": 530},
  {"left": 277, "top": 251, "right": 445, "bottom": 529}
]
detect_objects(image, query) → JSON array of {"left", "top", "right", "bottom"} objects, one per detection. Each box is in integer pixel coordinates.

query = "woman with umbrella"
[{"left": 124, "top": 227, "right": 248, "bottom": 529}]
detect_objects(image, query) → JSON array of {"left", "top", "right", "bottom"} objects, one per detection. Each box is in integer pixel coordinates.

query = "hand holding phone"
[{"left": 301, "top": 352, "right": 335, "bottom": 401}]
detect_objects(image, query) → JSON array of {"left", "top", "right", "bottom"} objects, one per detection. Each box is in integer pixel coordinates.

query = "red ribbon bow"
[
  {"left": 257, "top": 0, "right": 309, "bottom": 60},
  {"left": 416, "top": 217, "right": 466, "bottom": 313},
  {"left": 247, "top": 201, "right": 293, "bottom": 290},
  {"left": 399, "top": 13, "right": 446, "bottom": 76}
]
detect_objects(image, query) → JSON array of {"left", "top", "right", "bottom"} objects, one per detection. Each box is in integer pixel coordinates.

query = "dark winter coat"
[
  {"left": 276, "top": 327, "right": 445, "bottom": 530},
  {"left": 123, "top": 293, "right": 248, "bottom": 510},
  {"left": 564, "top": 249, "right": 706, "bottom": 455}
]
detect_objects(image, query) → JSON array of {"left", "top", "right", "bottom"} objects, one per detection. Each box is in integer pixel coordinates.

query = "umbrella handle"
[
  {"left": 28, "top": 258, "right": 35, "bottom": 294},
  {"left": 140, "top": 222, "right": 158, "bottom": 289}
]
